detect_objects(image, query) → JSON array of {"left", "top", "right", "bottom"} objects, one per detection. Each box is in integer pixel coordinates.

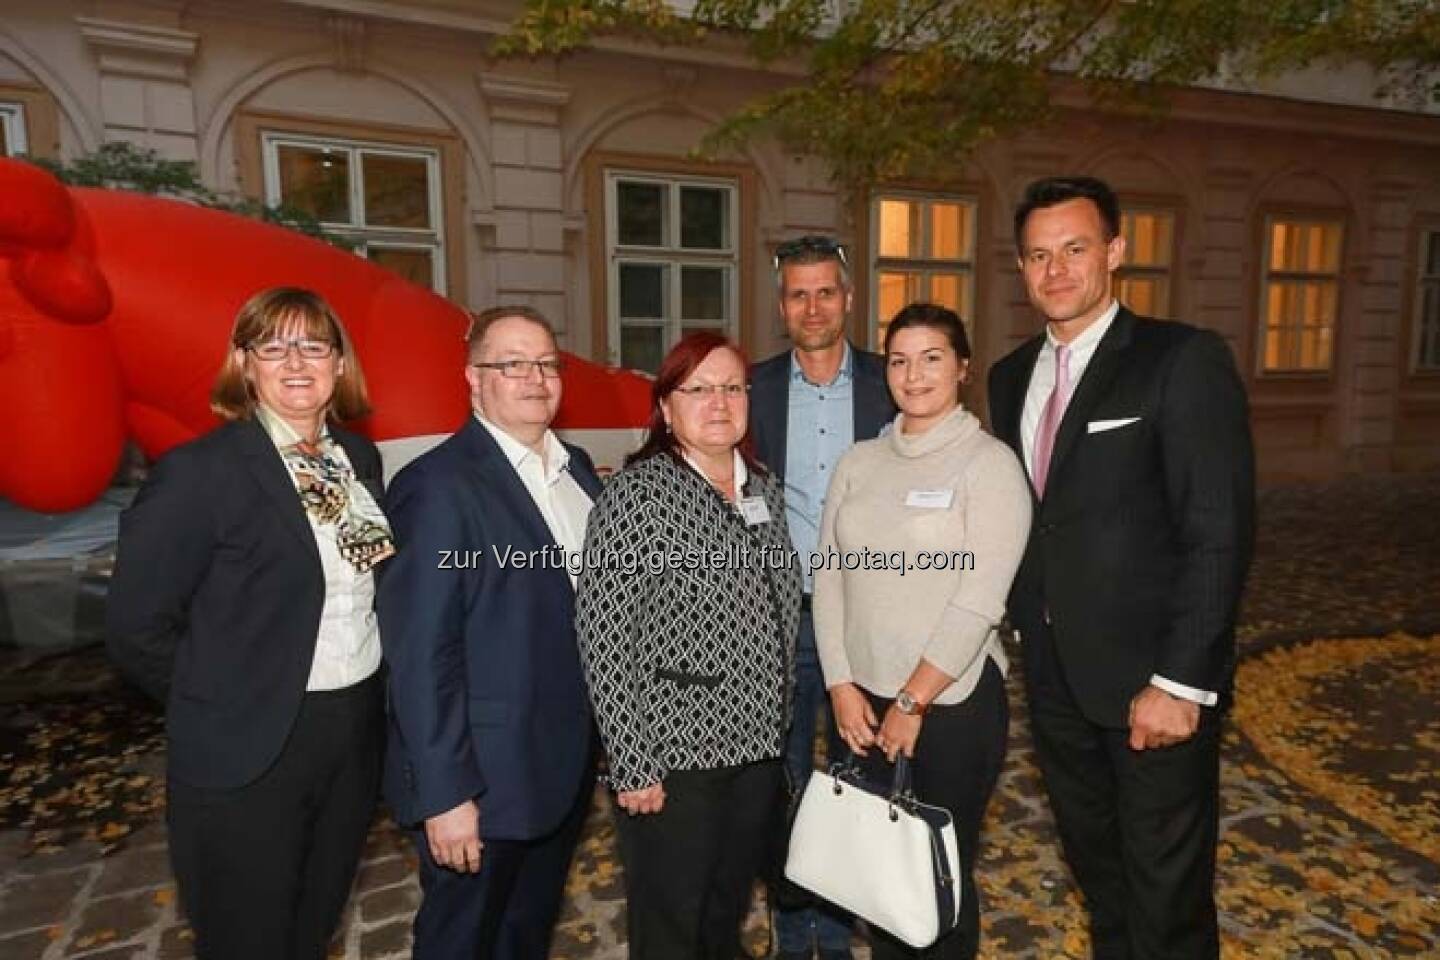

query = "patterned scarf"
[{"left": 256, "top": 407, "right": 396, "bottom": 573}]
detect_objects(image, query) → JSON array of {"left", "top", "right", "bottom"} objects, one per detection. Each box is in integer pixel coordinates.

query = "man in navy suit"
[
  {"left": 379, "top": 306, "right": 603, "bottom": 960},
  {"left": 750, "top": 236, "right": 895, "bottom": 960}
]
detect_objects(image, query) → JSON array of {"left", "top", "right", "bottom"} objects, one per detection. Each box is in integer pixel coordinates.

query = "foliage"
[
  {"left": 495, "top": 0, "right": 1439, "bottom": 193},
  {"left": 27, "top": 142, "right": 354, "bottom": 249}
]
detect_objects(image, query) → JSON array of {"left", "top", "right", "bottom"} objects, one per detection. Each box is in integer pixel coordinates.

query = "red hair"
[{"left": 626, "top": 331, "right": 765, "bottom": 474}]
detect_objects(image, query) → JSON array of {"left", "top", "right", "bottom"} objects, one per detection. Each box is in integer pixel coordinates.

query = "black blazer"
[
  {"left": 107, "top": 418, "right": 386, "bottom": 791},
  {"left": 377, "top": 418, "right": 604, "bottom": 839},
  {"left": 749, "top": 344, "right": 896, "bottom": 479},
  {"left": 987, "top": 308, "right": 1256, "bottom": 727}
]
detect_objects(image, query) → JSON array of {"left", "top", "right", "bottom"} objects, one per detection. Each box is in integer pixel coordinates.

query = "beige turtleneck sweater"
[{"left": 812, "top": 405, "right": 1032, "bottom": 705}]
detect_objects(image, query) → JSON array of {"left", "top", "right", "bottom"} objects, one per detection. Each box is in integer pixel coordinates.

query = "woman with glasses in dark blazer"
[
  {"left": 576, "top": 331, "right": 803, "bottom": 960},
  {"left": 107, "top": 287, "right": 393, "bottom": 960}
]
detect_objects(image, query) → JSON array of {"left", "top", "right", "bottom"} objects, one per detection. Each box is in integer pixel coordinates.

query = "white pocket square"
[{"left": 1087, "top": 416, "right": 1141, "bottom": 434}]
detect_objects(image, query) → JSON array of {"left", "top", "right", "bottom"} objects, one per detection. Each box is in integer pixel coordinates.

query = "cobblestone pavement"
[{"left": 2, "top": 472, "right": 1437, "bottom": 959}]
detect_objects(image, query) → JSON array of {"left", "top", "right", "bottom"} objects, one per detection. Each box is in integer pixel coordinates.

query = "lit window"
[
  {"left": 605, "top": 171, "right": 739, "bottom": 373},
  {"left": 1416, "top": 229, "right": 1440, "bottom": 372},
  {"left": 0, "top": 103, "right": 27, "bottom": 157},
  {"left": 870, "top": 194, "right": 976, "bottom": 348},
  {"left": 1260, "top": 217, "right": 1343, "bottom": 373},
  {"left": 261, "top": 133, "right": 445, "bottom": 292},
  {"left": 1117, "top": 209, "right": 1174, "bottom": 317}
]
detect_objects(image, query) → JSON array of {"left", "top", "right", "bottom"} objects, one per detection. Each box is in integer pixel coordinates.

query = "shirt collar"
[
  {"left": 254, "top": 403, "right": 331, "bottom": 451},
  {"left": 789, "top": 339, "right": 854, "bottom": 387},
  {"left": 474, "top": 412, "right": 570, "bottom": 483},
  {"left": 1045, "top": 299, "right": 1119, "bottom": 354},
  {"left": 680, "top": 447, "right": 749, "bottom": 493}
]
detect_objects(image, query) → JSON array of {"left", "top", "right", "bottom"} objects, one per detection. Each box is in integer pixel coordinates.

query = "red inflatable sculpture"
[{"left": 0, "top": 158, "right": 651, "bottom": 513}]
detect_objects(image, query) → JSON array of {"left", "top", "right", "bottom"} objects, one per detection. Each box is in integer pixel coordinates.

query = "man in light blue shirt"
[{"left": 750, "top": 236, "right": 896, "bottom": 960}]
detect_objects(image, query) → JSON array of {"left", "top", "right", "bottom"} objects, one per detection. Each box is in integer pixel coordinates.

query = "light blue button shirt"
[{"left": 785, "top": 342, "right": 855, "bottom": 594}]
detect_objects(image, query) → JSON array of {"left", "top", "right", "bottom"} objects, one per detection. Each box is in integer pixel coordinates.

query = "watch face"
[{"left": 897, "top": 691, "right": 916, "bottom": 713}]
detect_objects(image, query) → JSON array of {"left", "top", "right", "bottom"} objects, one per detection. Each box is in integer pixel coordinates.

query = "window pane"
[
  {"left": 367, "top": 247, "right": 434, "bottom": 288},
  {"left": 1425, "top": 232, "right": 1440, "bottom": 276},
  {"left": 930, "top": 203, "right": 970, "bottom": 260},
  {"left": 681, "top": 266, "right": 727, "bottom": 321},
  {"left": 877, "top": 271, "right": 920, "bottom": 334},
  {"left": 362, "top": 153, "right": 431, "bottom": 229},
  {"left": 680, "top": 187, "right": 727, "bottom": 250},
  {"left": 879, "top": 199, "right": 917, "bottom": 259},
  {"left": 277, "top": 145, "right": 351, "bottom": 223},
  {"left": 1118, "top": 275, "right": 1170, "bottom": 317},
  {"left": 1124, "top": 212, "right": 1173, "bottom": 268},
  {"left": 619, "top": 263, "right": 667, "bottom": 319},
  {"left": 1263, "top": 279, "right": 1335, "bottom": 371},
  {"left": 1270, "top": 219, "right": 1342, "bottom": 273},
  {"left": 929, "top": 273, "right": 966, "bottom": 317},
  {"left": 618, "top": 182, "right": 665, "bottom": 247},
  {"left": 1421, "top": 282, "right": 1440, "bottom": 369},
  {"left": 620, "top": 324, "right": 665, "bottom": 374}
]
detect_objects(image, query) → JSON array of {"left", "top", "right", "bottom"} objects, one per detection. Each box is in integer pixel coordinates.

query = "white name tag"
[
  {"left": 738, "top": 496, "right": 772, "bottom": 525},
  {"left": 905, "top": 489, "right": 954, "bottom": 509}
]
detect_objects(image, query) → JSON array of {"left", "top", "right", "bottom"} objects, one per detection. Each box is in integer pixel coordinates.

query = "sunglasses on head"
[{"left": 773, "top": 235, "right": 849, "bottom": 270}]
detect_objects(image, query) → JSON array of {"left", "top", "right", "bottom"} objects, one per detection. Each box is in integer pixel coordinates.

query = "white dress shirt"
[
  {"left": 255, "top": 407, "right": 382, "bottom": 692},
  {"left": 1019, "top": 301, "right": 1216, "bottom": 708},
  {"left": 476, "top": 414, "right": 594, "bottom": 586}
]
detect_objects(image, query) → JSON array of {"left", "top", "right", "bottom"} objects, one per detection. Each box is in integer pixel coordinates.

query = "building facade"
[{"left": 5, "top": 0, "right": 1439, "bottom": 482}]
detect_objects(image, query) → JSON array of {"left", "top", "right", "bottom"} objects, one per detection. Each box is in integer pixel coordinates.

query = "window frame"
[
  {"left": 867, "top": 190, "right": 978, "bottom": 350},
  {"left": 1255, "top": 212, "right": 1346, "bottom": 377},
  {"left": 1410, "top": 225, "right": 1440, "bottom": 375},
  {"left": 586, "top": 153, "right": 753, "bottom": 371},
  {"left": 0, "top": 101, "right": 27, "bottom": 157},
  {"left": 235, "top": 111, "right": 466, "bottom": 301},
  {"left": 1116, "top": 205, "right": 1178, "bottom": 320},
  {"left": 260, "top": 130, "right": 447, "bottom": 293}
]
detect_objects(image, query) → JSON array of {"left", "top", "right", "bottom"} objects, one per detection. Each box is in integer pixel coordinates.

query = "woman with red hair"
[{"left": 576, "top": 332, "right": 803, "bottom": 959}]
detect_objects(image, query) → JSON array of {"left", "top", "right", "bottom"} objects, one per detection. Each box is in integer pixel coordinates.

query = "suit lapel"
[
  {"left": 237, "top": 418, "right": 322, "bottom": 564},
  {"left": 750, "top": 358, "right": 789, "bottom": 478},
  {"left": 458, "top": 418, "right": 566, "bottom": 562},
  {"left": 852, "top": 349, "right": 893, "bottom": 441},
  {"left": 1000, "top": 337, "right": 1044, "bottom": 450},
  {"left": 1044, "top": 309, "right": 1136, "bottom": 493}
]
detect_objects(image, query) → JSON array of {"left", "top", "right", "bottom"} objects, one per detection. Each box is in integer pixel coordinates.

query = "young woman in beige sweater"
[{"left": 813, "top": 303, "right": 1032, "bottom": 960}]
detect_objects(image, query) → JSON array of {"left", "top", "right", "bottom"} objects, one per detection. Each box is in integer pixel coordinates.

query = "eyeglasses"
[
  {"left": 471, "top": 359, "right": 565, "bottom": 379},
  {"left": 773, "top": 235, "right": 849, "bottom": 271},
  {"left": 247, "top": 338, "right": 336, "bottom": 361},
  {"left": 673, "top": 382, "right": 749, "bottom": 399}
]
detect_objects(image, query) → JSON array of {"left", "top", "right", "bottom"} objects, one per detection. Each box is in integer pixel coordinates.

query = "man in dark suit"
[
  {"left": 379, "top": 306, "right": 603, "bottom": 960},
  {"left": 987, "top": 177, "right": 1255, "bottom": 959},
  {"left": 750, "top": 235, "right": 895, "bottom": 960}
]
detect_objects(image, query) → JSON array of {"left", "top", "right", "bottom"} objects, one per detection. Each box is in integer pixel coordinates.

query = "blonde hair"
[{"left": 210, "top": 287, "right": 371, "bottom": 422}]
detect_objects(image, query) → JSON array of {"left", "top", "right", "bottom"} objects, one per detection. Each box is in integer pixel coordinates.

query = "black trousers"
[
  {"left": 1023, "top": 618, "right": 1222, "bottom": 960},
  {"left": 167, "top": 673, "right": 384, "bottom": 960},
  {"left": 410, "top": 772, "right": 592, "bottom": 960},
  {"left": 615, "top": 758, "right": 783, "bottom": 960},
  {"left": 854, "top": 659, "right": 1009, "bottom": 960}
]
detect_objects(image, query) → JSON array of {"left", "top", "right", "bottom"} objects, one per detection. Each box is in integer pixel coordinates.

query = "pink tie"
[{"left": 1032, "top": 343, "right": 1072, "bottom": 498}]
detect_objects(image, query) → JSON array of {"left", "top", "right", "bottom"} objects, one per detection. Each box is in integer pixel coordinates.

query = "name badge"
[
  {"left": 905, "top": 489, "right": 954, "bottom": 509},
  {"left": 738, "top": 496, "right": 772, "bottom": 525}
]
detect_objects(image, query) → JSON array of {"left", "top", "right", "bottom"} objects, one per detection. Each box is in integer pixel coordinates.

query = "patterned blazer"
[{"left": 575, "top": 451, "right": 803, "bottom": 792}]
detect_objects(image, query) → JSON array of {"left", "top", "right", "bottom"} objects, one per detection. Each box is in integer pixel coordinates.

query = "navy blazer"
[
  {"left": 987, "top": 308, "right": 1255, "bottom": 727},
  {"left": 377, "top": 417, "right": 603, "bottom": 839},
  {"left": 749, "top": 344, "right": 896, "bottom": 479},
  {"left": 107, "top": 418, "right": 386, "bottom": 791}
]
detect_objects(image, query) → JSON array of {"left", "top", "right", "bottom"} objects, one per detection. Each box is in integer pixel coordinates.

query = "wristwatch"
[{"left": 894, "top": 689, "right": 928, "bottom": 717}]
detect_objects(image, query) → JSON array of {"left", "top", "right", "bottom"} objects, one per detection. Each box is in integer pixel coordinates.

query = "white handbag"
[{"left": 784, "top": 756, "right": 962, "bottom": 949}]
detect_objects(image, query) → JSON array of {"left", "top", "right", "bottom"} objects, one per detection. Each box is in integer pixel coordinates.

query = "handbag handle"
[{"left": 831, "top": 750, "right": 917, "bottom": 804}]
